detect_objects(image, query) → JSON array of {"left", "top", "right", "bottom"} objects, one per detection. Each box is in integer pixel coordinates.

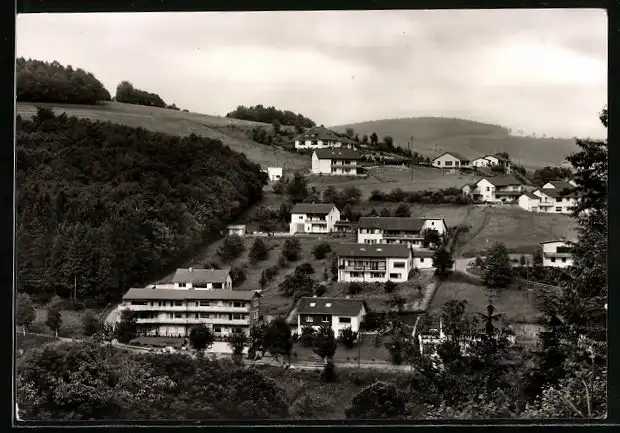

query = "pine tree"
[{"left": 483, "top": 242, "right": 513, "bottom": 288}]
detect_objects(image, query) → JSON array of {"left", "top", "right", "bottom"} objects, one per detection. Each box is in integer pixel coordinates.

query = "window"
[
  {"left": 310, "top": 302, "right": 316, "bottom": 307},
  {"left": 306, "top": 316, "right": 314, "bottom": 323},
  {"left": 178, "top": 283, "right": 186, "bottom": 288},
  {"left": 551, "top": 258, "right": 556, "bottom": 263},
  {"left": 232, "top": 313, "right": 244, "bottom": 320},
  {"left": 390, "top": 273, "right": 401, "bottom": 279},
  {"left": 561, "top": 258, "right": 567, "bottom": 263},
  {"left": 370, "top": 272, "right": 384, "bottom": 278},
  {"left": 214, "top": 326, "right": 222, "bottom": 333},
  {"left": 420, "top": 258, "right": 425, "bottom": 263},
  {"left": 167, "top": 313, "right": 173, "bottom": 319},
  {"left": 194, "top": 313, "right": 199, "bottom": 319},
  {"left": 213, "top": 283, "right": 222, "bottom": 289},
  {"left": 339, "top": 317, "right": 351, "bottom": 323},
  {"left": 321, "top": 315, "right": 330, "bottom": 322},
  {"left": 393, "top": 262, "right": 405, "bottom": 268},
  {"left": 174, "top": 301, "right": 183, "bottom": 306},
  {"left": 555, "top": 207, "right": 562, "bottom": 212},
  {"left": 174, "top": 313, "right": 182, "bottom": 318},
  {"left": 437, "top": 161, "right": 441, "bottom": 165},
  {"left": 233, "top": 302, "right": 244, "bottom": 308},
  {"left": 299, "top": 216, "right": 304, "bottom": 220},
  {"left": 486, "top": 187, "right": 490, "bottom": 192},
  {"left": 556, "top": 198, "right": 562, "bottom": 202},
  {"left": 131, "top": 301, "right": 147, "bottom": 305},
  {"left": 199, "top": 301, "right": 210, "bottom": 307},
  {"left": 325, "top": 303, "right": 332, "bottom": 307},
  {"left": 445, "top": 161, "right": 452, "bottom": 166},
  {"left": 350, "top": 272, "right": 362, "bottom": 278},
  {"left": 200, "top": 313, "right": 209, "bottom": 318}
]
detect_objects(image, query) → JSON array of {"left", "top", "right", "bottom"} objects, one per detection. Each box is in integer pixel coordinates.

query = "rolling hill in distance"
[{"left": 331, "top": 117, "right": 580, "bottom": 169}]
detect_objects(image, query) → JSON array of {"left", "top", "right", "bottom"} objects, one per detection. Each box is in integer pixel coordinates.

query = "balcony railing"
[
  {"left": 125, "top": 305, "right": 251, "bottom": 313},
  {"left": 136, "top": 317, "right": 251, "bottom": 325},
  {"left": 340, "top": 264, "right": 387, "bottom": 271}
]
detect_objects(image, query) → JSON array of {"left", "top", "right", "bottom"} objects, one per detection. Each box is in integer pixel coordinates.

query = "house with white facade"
[
  {"left": 518, "top": 192, "right": 541, "bottom": 212},
  {"left": 294, "top": 126, "right": 356, "bottom": 150},
  {"left": 412, "top": 249, "right": 435, "bottom": 270},
  {"left": 540, "top": 240, "right": 575, "bottom": 268},
  {"left": 289, "top": 297, "right": 368, "bottom": 338},
  {"left": 335, "top": 243, "right": 413, "bottom": 283},
  {"left": 532, "top": 188, "right": 577, "bottom": 214},
  {"left": 120, "top": 286, "right": 260, "bottom": 338},
  {"left": 289, "top": 203, "right": 340, "bottom": 234},
  {"left": 227, "top": 225, "right": 246, "bottom": 236},
  {"left": 312, "top": 148, "right": 364, "bottom": 176},
  {"left": 266, "top": 167, "right": 283, "bottom": 182},
  {"left": 465, "top": 175, "right": 524, "bottom": 203},
  {"left": 172, "top": 268, "right": 233, "bottom": 290},
  {"left": 471, "top": 154, "right": 512, "bottom": 174},
  {"left": 432, "top": 152, "right": 470, "bottom": 169},
  {"left": 357, "top": 217, "right": 447, "bottom": 249}
]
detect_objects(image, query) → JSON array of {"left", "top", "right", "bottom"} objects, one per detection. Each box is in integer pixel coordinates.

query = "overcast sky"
[{"left": 17, "top": 9, "right": 607, "bottom": 138}]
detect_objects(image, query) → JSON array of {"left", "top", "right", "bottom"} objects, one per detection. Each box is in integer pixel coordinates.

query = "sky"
[{"left": 16, "top": 9, "right": 607, "bottom": 138}]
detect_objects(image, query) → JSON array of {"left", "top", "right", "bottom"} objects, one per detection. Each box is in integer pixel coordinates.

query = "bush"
[
  {"left": 295, "top": 262, "right": 314, "bottom": 276},
  {"left": 312, "top": 242, "right": 332, "bottom": 260},
  {"left": 384, "top": 280, "right": 397, "bottom": 294},
  {"left": 229, "top": 265, "right": 247, "bottom": 285},
  {"left": 217, "top": 235, "right": 245, "bottom": 262},
  {"left": 347, "top": 282, "right": 363, "bottom": 295},
  {"left": 282, "top": 238, "right": 301, "bottom": 261},
  {"left": 249, "top": 238, "right": 268, "bottom": 263},
  {"left": 320, "top": 361, "right": 337, "bottom": 383},
  {"left": 300, "top": 325, "right": 316, "bottom": 347},
  {"left": 338, "top": 327, "right": 358, "bottom": 349},
  {"left": 314, "top": 284, "right": 327, "bottom": 297}
]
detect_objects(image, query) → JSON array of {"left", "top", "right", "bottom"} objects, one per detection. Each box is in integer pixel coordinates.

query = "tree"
[
  {"left": 278, "top": 271, "right": 316, "bottom": 298},
  {"left": 380, "top": 207, "right": 392, "bottom": 217},
  {"left": 115, "top": 309, "right": 138, "bottom": 344},
  {"left": 188, "top": 324, "right": 215, "bottom": 353},
  {"left": 281, "top": 238, "right": 301, "bottom": 261},
  {"left": 229, "top": 265, "right": 246, "bottom": 285},
  {"left": 272, "top": 119, "right": 281, "bottom": 134},
  {"left": 345, "top": 127, "right": 355, "bottom": 138},
  {"left": 217, "top": 235, "right": 245, "bottom": 262},
  {"left": 483, "top": 242, "right": 513, "bottom": 288},
  {"left": 300, "top": 325, "right": 316, "bottom": 347},
  {"left": 228, "top": 332, "right": 248, "bottom": 361},
  {"left": 248, "top": 323, "right": 267, "bottom": 358},
  {"left": 264, "top": 318, "right": 292, "bottom": 361},
  {"left": 338, "top": 327, "right": 358, "bottom": 349},
  {"left": 388, "top": 293, "right": 406, "bottom": 313},
  {"left": 440, "top": 300, "right": 477, "bottom": 346},
  {"left": 249, "top": 238, "right": 268, "bottom": 263},
  {"left": 45, "top": 303, "right": 62, "bottom": 337},
  {"left": 533, "top": 249, "right": 543, "bottom": 267},
  {"left": 342, "top": 186, "right": 362, "bottom": 206},
  {"left": 250, "top": 206, "right": 278, "bottom": 233},
  {"left": 370, "top": 132, "right": 379, "bottom": 146},
  {"left": 383, "top": 136, "right": 394, "bottom": 148},
  {"left": 329, "top": 253, "right": 339, "bottom": 281},
  {"left": 312, "top": 242, "right": 332, "bottom": 260},
  {"left": 361, "top": 134, "right": 369, "bottom": 145},
  {"left": 313, "top": 324, "right": 337, "bottom": 363},
  {"left": 384, "top": 280, "right": 397, "bottom": 294},
  {"left": 393, "top": 202, "right": 410, "bottom": 217},
  {"left": 82, "top": 310, "right": 101, "bottom": 337},
  {"left": 347, "top": 282, "right": 363, "bottom": 295},
  {"left": 422, "top": 228, "right": 442, "bottom": 249},
  {"left": 433, "top": 247, "right": 454, "bottom": 277},
  {"left": 519, "top": 255, "right": 527, "bottom": 267},
  {"left": 16, "top": 293, "right": 36, "bottom": 332},
  {"left": 345, "top": 381, "right": 406, "bottom": 419},
  {"left": 286, "top": 172, "right": 309, "bottom": 203}
]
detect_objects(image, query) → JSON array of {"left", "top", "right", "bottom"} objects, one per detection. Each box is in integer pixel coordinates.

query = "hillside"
[
  {"left": 331, "top": 117, "right": 579, "bottom": 169},
  {"left": 16, "top": 102, "right": 309, "bottom": 171}
]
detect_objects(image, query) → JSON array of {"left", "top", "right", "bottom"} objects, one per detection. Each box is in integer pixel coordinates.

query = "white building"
[
  {"left": 227, "top": 225, "right": 246, "bottom": 236},
  {"left": 432, "top": 152, "right": 470, "bottom": 169},
  {"left": 311, "top": 148, "right": 363, "bottom": 176},
  {"left": 532, "top": 188, "right": 577, "bottom": 214},
  {"left": 294, "top": 126, "right": 356, "bottom": 150},
  {"left": 471, "top": 154, "right": 512, "bottom": 174},
  {"left": 171, "top": 268, "right": 233, "bottom": 290},
  {"left": 466, "top": 175, "right": 523, "bottom": 203},
  {"left": 290, "top": 297, "right": 367, "bottom": 338},
  {"left": 542, "top": 180, "right": 577, "bottom": 190},
  {"left": 540, "top": 240, "right": 575, "bottom": 268},
  {"left": 412, "top": 249, "right": 435, "bottom": 270},
  {"left": 120, "top": 287, "right": 261, "bottom": 338},
  {"left": 518, "top": 192, "right": 541, "bottom": 212},
  {"left": 357, "top": 217, "right": 447, "bottom": 249},
  {"left": 335, "top": 243, "right": 413, "bottom": 283},
  {"left": 266, "top": 167, "right": 283, "bottom": 182},
  {"left": 289, "top": 203, "right": 340, "bottom": 234}
]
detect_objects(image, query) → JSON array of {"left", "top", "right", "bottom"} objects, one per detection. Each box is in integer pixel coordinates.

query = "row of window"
[
  {"left": 141, "top": 312, "right": 250, "bottom": 320},
  {"left": 305, "top": 316, "right": 351, "bottom": 323},
  {"left": 348, "top": 272, "right": 402, "bottom": 279},
  {"left": 177, "top": 283, "right": 224, "bottom": 289},
  {"left": 130, "top": 300, "right": 250, "bottom": 308}
]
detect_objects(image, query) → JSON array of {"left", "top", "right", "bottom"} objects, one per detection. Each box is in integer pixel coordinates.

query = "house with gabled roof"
[
  {"left": 334, "top": 243, "right": 413, "bottom": 283},
  {"left": 542, "top": 180, "right": 578, "bottom": 190},
  {"left": 357, "top": 217, "right": 447, "bottom": 249},
  {"left": 289, "top": 202, "right": 340, "bottom": 234},
  {"left": 294, "top": 126, "right": 357, "bottom": 150},
  {"left": 172, "top": 267, "right": 233, "bottom": 290},
  {"left": 432, "top": 152, "right": 470, "bottom": 169},
  {"left": 540, "top": 240, "right": 575, "bottom": 268},
  {"left": 532, "top": 187, "right": 578, "bottom": 214},
  {"left": 465, "top": 175, "right": 524, "bottom": 203},
  {"left": 312, "top": 148, "right": 364, "bottom": 176},
  {"left": 471, "top": 154, "right": 512, "bottom": 174},
  {"left": 288, "top": 297, "right": 368, "bottom": 338}
]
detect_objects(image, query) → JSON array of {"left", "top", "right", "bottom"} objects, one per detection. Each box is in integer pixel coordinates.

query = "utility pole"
[
  {"left": 410, "top": 136, "right": 414, "bottom": 183},
  {"left": 73, "top": 275, "right": 77, "bottom": 301}
]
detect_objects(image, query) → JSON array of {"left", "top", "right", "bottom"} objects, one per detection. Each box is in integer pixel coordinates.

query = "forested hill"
[
  {"left": 226, "top": 105, "right": 316, "bottom": 128},
  {"left": 16, "top": 57, "right": 111, "bottom": 104},
  {"left": 16, "top": 107, "right": 268, "bottom": 305}
]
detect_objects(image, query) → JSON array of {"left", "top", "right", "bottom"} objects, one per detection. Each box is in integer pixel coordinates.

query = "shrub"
[
  {"left": 312, "top": 242, "right": 332, "bottom": 260},
  {"left": 282, "top": 238, "right": 301, "bottom": 261},
  {"left": 249, "top": 238, "right": 268, "bottom": 263},
  {"left": 217, "top": 235, "right": 245, "bottom": 262},
  {"left": 314, "top": 284, "right": 327, "bottom": 297},
  {"left": 300, "top": 325, "right": 316, "bottom": 347},
  {"left": 320, "top": 361, "right": 337, "bottom": 383},
  {"left": 338, "top": 327, "right": 358, "bottom": 349},
  {"left": 384, "top": 280, "right": 397, "bottom": 294},
  {"left": 295, "top": 262, "right": 314, "bottom": 276},
  {"left": 229, "top": 265, "right": 247, "bottom": 285},
  {"left": 347, "top": 282, "right": 363, "bottom": 295}
]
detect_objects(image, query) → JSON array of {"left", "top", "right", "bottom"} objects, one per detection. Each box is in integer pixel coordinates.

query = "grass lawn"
[
  {"left": 429, "top": 278, "right": 541, "bottom": 324},
  {"left": 31, "top": 307, "right": 102, "bottom": 338},
  {"left": 306, "top": 165, "right": 479, "bottom": 197},
  {"left": 292, "top": 339, "right": 391, "bottom": 363},
  {"left": 352, "top": 202, "right": 472, "bottom": 228},
  {"left": 457, "top": 206, "right": 577, "bottom": 256}
]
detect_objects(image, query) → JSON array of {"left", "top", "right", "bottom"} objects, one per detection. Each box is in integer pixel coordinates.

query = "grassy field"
[
  {"left": 16, "top": 101, "right": 310, "bottom": 171},
  {"left": 352, "top": 203, "right": 472, "bottom": 227},
  {"left": 331, "top": 117, "right": 579, "bottom": 169},
  {"left": 307, "top": 165, "right": 479, "bottom": 197},
  {"left": 292, "top": 339, "right": 392, "bottom": 364},
  {"left": 457, "top": 206, "right": 577, "bottom": 256},
  {"left": 429, "top": 278, "right": 541, "bottom": 324}
]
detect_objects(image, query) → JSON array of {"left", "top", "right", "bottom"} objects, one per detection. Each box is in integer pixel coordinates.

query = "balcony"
[
  {"left": 383, "top": 233, "right": 422, "bottom": 240},
  {"left": 136, "top": 317, "right": 251, "bottom": 325},
  {"left": 340, "top": 264, "right": 387, "bottom": 271},
  {"left": 125, "top": 304, "right": 251, "bottom": 313}
]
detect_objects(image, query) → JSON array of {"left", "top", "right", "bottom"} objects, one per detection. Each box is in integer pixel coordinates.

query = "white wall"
[
  {"left": 357, "top": 231, "right": 383, "bottom": 244},
  {"left": 413, "top": 256, "right": 434, "bottom": 269},
  {"left": 472, "top": 158, "right": 490, "bottom": 167},
  {"left": 476, "top": 178, "right": 497, "bottom": 202},
  {"left": 422, "top": 219, "right": 447, "bottom": 235},
  {"left": 296, "top": 139, "right": 343, "bottom": 149},
  {"left": 518, "top": 195, "right": 539, "bottom": 212},
  {"left": 290, "top": 208, "right": 340, "bottom": 234},
  {"left": 542, "top": 256, "right": 574, "bottom": 268},
  {"left": 267, "top": 167, "right": 283, "bottom": 181},
  {"left": 311, "top": 153, "right": 333, "bottom": 174},
  {"left": 433, "top": 153, "right": 467, "bottom": 168}
]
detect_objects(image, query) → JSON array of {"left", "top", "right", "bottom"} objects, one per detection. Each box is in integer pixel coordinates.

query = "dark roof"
[
  {"left": 296, "top": 297, "right": 367, "bottom": 316},
  {"left": 122, "top": 288, "right": 258, "bottom": 301},
  {"left": 290, "top": 203, "right": 337, "bottom": 214},
  {"left": 334, "top": 243, "right": 411, "bottom": 258},
  {"left": 480, "top": 175, "right": 522, "bottom": 187},
  {"left": 314, "top": 148, "right": 363, "bottom": 160},
  {"left": 540, "top": 239, "right": 573, "bottom": 245},
  {"left": 172, "top": 268, "right": 230, "bottom": 284},
  {"left": 545, "top": 180, "right": 575, "bottom": 190},
  {"left": 536, "top": 188, "right": 577, "bottom": 198},
  {"left": 434, "top": 151, "right": 470, "bottom": 162},
  {"left": 521, "top": 192, "right": 539, "bottom": 200},
  {"left": 484, "top": 154, "right": 510, "bottom": 163},
  {"left": 295, "top": 126, "right": 343, "bottom": 142},
  {"left": 412, "top": 249, "right": 434, "bottom": 258},
  {"left": 357, "top": 217, "right": 425, "bottom": 232}
]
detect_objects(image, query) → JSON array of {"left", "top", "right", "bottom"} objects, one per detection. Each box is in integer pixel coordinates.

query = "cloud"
[{"left": 16, "top": 9, "right": 607, "bottom": 138}]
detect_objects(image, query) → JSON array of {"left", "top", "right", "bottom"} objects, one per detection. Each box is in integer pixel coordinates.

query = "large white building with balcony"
[
  {"left": 120, "top": 285, "right": 260, "bottom": 338},
  {"left": 357, "top": 217, "right": 447, "bottom": 249},
  {"left": 311, "top": 148, "right": 364, "bottom": 176},
  {"left": 286, "top": 297, "right": 368, "bottom": 338},
  {"left": 335, "top": 243, "right": 413, "bottom": 283},
  {"left": 540, "top": 240, "right": 575, "bottom": 268},
  {"left": 289, "top": 203, "right": 340, "bottom": 234}
]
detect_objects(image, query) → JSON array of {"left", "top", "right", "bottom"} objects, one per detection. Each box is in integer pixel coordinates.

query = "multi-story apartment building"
[
  {"left": 311, "top": 148, "right": 363, "bottom": 176},
  {"left": 335, "top": 243, "right": 413, "bottom": 283},
  {"left": 120, "top": 286, "right": 260, "bottom": 338},
  {"left": 357, "top": 217, "right": 447, "bottom": 249},
  {"left": 540, "top": 240, "right": 575, "bottom": 268},
  {"left": 289, "top": 203, "right": 340, "bottom": 234}
]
